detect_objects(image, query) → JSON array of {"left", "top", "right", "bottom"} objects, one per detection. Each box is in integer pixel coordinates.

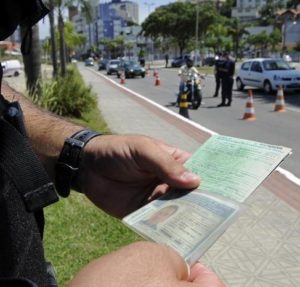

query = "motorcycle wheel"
[{"left": 191, "top": 91, "right": 202, "bottom": 109}]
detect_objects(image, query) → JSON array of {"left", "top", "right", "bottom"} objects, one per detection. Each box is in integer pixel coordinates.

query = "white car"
[
  {"left": 236, "top": 58, "right": 300, "bottom": 93},
  {"left": 1, "top": 59, "right": 22, "bottom": 77},
  {"left": 106, "top": 59, "right": 120, "bottom": 75}
]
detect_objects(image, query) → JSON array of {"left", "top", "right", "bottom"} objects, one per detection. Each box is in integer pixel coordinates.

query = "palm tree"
[
  {"left": 48, "top": 0, "right": 58, "bottom": 77},
  {"left": 21, "top": 24, "right": 42, "bottom": 97},
  {"left": 228, "top": 18, "right": 249, "bottom": 60},
  {"left": 51, "top": 0, "right": 93, "bottom": 76}
]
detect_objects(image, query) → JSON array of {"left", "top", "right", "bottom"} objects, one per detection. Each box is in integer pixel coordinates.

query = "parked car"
[
  {"left": 1, "top": 60, "right": 22, "bottom": 77},
  {"left": 202, "top": 57, "right": 215, "bottom": 66},
  {"left": 98, "top": 58, "right": 109, "bottom": 70},
  {"left": 106, "top": 59, "right": 120, "bottom": 75},
  {"left": 171, "top": 56, "right": 185, "bottom": 68},
  {"left": 236, "top": 58, "right": 300, "bottom": 93},
  {"left": 117, "top": 60, "right": 145, "bottom": 78},
  {"left": 84, "top": 57, "right": 94, "bottom": 66}
]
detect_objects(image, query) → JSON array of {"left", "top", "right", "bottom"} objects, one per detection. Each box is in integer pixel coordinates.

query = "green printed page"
[{"left": 185, "top": 135, "right": 292, "bottom": 203}]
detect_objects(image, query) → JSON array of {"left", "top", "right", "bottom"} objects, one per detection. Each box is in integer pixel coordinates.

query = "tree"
[
  {"left": 246, "top": 31, "right": 271, "bottom": 57},
  {"left": 63, "top": 21, "right": 86, "bottom": 60},
  {"left": 228, "top": 18, "right": 249, "bottom": 60},
  {"left": 269, "top": 28, "right": 282, "bottom": 53},
  {"left": 259, "top": 0, "right": 285, "bottom": 25},
  {"left": 100, "top": 36, "right": 125, "bottom": 59},
  {"left": 51, "top": 0, "right": 92, "bottom": 76},
  {"left": 48, "top": 0, "right": 58, "bottom": 77},
  {"left": 142, "top": 2, "right": 217, "bottom": 56},
  {"left": 219, "top": 0, "right": 236, "bottom": 18},
  {"left": 286, "top": 0, "right": 300, "bottom": 9},
  {"left": 206, "top": 23, "right": 228, "bottom": 53},
  {"left": 21, "top": 24, "right": 42, "bottom": 97}
]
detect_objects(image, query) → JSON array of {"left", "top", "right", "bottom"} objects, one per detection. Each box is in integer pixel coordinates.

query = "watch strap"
[{"left": 55, "top": 129, "right": 102, "bottom": 197}]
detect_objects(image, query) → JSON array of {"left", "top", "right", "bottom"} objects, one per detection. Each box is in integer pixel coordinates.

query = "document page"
[
  {"left": 185, "top": 135, "right": 291, "bottom": 202},
  {"left": 123, "top": 190, "right": 240, "bottom": 265}
]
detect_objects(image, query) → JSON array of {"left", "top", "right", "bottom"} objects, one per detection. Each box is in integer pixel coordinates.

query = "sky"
[{"left": 39, "top": 0, "right": 175, "bottom": 39}]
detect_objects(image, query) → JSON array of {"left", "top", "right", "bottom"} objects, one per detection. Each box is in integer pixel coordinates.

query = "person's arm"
[
  {"left": 2, "top": 83, "right": 200, "bottom": 218},
  {"left": 68, "top": 241, "right": 225, "bottom": 287},
  {"left": 2, "top": 83, "right": 83, "bottom": 179}
]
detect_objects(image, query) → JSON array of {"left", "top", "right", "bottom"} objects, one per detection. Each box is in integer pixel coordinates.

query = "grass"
[
  {"left": 43, "top": 106, "right": 141, "bottom": 286},
  {"left": 197, "top": 66, "right": 214, "bottom": 75}
]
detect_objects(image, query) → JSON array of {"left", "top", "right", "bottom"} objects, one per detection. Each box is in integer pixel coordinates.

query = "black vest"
[{"left": 0, "top": 63, "right": 59, "bottom": 286}]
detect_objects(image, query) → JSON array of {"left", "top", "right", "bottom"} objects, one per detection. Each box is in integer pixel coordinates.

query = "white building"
[{"left": 232, "top": 0, "right": 288, "bottom": 22}]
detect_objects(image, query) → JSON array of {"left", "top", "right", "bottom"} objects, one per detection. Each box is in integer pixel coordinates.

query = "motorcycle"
[{"left": 176, "top": 73, "right": 204, "bottom": 110}]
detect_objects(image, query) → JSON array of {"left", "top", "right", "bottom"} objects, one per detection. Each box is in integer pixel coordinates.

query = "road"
[{"left": 93, "top": 66, "right": 300, "bottom": 179}]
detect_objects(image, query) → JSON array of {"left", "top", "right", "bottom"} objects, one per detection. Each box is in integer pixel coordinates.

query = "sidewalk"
[
  {"left": 4, "top": 68, "right": 300, "bottom": 287},
  {"left": 81, "top": 68, "right": 300, "bottom": 287}
]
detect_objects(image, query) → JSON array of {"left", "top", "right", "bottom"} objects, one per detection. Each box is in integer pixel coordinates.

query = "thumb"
[
  {"left": 139, "top": 139, "right": 200, "bottom": 189},
  {"left": 189, "top": 263, "right": 225, "bottom": 287}
]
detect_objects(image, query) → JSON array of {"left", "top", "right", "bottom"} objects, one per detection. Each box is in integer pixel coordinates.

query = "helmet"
[
  {"left": 0, "top": 0, "right": 49, "bottom": 41},
  {"left": 185, "top": 57, "right": 194, "bottom": 68}
]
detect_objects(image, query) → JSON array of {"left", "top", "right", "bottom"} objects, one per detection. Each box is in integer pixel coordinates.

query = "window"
[
  {"left": 241, "top": 62, "right": 251, "bottom": 71},
  {"left": 250, "top": 61, "right": 262, "bottom": 72}
]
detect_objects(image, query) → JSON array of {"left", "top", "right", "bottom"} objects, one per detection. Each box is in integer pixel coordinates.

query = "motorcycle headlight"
[{"left": 130, "top": 69, "right": 134, "bottom": 72}]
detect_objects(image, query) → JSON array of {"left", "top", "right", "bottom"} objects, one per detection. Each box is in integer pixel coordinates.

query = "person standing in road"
[
  {"left": 165, "top": 54, "right": 169, "bottom": 68},
  {"left": 217, "top": 52, "right": 235, "bottom": 107},
  {"left": 213, "top": 52, "right": 223, "bottom": 98}
]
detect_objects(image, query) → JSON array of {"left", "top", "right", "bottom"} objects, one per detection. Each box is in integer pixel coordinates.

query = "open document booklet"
[{"left": 122, "top": 135, "right": 292, "bottom": 265}]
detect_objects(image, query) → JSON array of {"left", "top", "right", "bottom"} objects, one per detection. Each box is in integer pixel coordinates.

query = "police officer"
[
  {"left": 213, "top": 52, "right": 223, "bottom": 98},
  {"left": 217, "top": 52, "right": 235, "bottom": 107}
]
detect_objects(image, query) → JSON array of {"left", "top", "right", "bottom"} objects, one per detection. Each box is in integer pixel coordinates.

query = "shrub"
[{"left": 35, "top": 65, "right": 97, "bottom": 117}]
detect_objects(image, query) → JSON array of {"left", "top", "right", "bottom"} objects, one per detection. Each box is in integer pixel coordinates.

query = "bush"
[{"left": 36, "top": 65, "right": 97, "bottom": 117}]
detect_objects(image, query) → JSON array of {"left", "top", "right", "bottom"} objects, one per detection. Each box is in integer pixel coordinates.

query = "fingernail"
[
  {"left": 186, "top": 262, "right": 191, "bottom": 278},
  {"left": 181, "top": 171, "right": 199, "bottom": 181}
]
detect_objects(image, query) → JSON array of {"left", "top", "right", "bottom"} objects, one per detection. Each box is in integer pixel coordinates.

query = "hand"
[
  {"left": 76, "top": 135, "right": 200, "bottom": 218},
  {"left": 68, "top": 241, "right": 224, "bottom": 287}
]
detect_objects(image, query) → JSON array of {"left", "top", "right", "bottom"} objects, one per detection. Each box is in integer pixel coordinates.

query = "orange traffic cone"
[
  {"left": 274, "top": 86, "right": 286, "bottom": 112},
  {"left": 120, "top": 72, "right": 125, "bottom": 85},
  {"left": 179, "top": 92, "right": 190, "bottom": 119},
  {"left": 155, "top": 74, "right": 160, "bottom": 86},
  {"left": 242, "top": 89, "right": 256, "bottom": 121}
]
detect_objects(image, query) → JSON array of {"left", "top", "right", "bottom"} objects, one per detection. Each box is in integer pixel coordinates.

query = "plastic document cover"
[
  {"left": 123, "top": 135, "right": 292, "bottom": 265},
  {"left": 123, "top": 190, "right": 240, "bottom": 265}
]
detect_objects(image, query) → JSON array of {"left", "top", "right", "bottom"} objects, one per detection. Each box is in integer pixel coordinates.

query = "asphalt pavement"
[
  {"left": 79, "top": 66, "right": 300, "bottom": 287},
  {"left": 4, "top": 65, "right": 300, "bottom": 287}
]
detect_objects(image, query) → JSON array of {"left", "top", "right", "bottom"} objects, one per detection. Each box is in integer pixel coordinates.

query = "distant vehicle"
[
  {"left": 202, "top": 57, "right": 215, "bottom": 66},
  {"left": 1, "top": 59, "right": 22, "bottom": 77},
  {"left": 84, "top": 57, "right": 94, "bottom": 66},
  {"left": 106, "top": 59, "right": 120, "bottom": 75},
  {"left": 117, "top": 60, "right": 145, "bottom": 78},
  {"left": 283, "top": 54, "right": 292, "bottom": 63},
  {"left": 171, "top": 56, "right": 185, "bottom": 68},
  {"left": 98, "top": 58, "right": 109, "bottom": 71},
  {"left": 236, "top": 58, "right": 300, "bottom": 93}
]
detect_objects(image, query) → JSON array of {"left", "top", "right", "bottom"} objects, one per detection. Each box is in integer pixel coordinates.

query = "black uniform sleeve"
[{"left": 0, "top": 278, "right": 38, "bottom": 287}]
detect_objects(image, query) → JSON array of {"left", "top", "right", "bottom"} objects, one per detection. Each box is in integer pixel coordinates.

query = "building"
[
  {"left": 276, "top": 9, "right": 300, "bottom": 49},
  {"left": 98, "top": 0, "right": 139, "bottom": 39},
  {"left": 232, "top": 0, "right": 288, "bottom": 22}
]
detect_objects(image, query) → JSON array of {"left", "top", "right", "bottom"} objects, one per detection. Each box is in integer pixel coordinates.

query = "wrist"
[{"left": 55, "top": 129, "right": 102, "bottom": 197}]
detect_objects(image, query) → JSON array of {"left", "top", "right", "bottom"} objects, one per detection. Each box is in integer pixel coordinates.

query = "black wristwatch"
[{"left": 55, "top": 129, "right": 102, "bottom": 197}]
